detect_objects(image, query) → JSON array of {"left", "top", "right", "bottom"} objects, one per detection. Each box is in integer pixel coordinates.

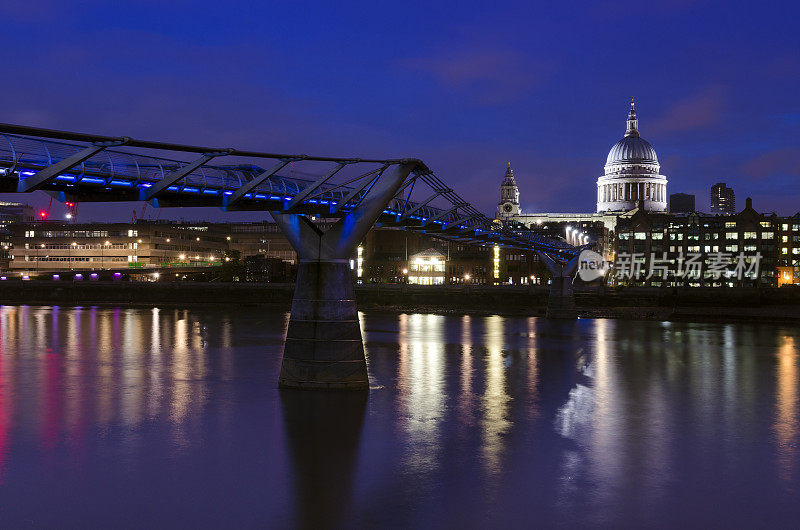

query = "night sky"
[{"left": 1, "top": 1, "right": 798, "bottom": 222}]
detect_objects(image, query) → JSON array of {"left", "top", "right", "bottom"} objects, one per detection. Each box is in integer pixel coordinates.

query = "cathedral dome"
[
  {"left": 606, "top": 135, "right": 658, "bottom": 166},
  {"left": 596, "top": 99, "right": 668, "bottom": 214}
]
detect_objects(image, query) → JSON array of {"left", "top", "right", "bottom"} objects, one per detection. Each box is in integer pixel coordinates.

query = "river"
[{"left": 0, "top": 305, "right": 797, "bottom": 527}]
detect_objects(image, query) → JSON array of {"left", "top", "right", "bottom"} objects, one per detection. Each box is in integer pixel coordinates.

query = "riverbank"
[{"left": 0, "top": 280, "right": 798, "bottom": 322}]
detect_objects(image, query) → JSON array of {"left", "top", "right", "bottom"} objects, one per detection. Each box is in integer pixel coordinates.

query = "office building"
[
  {"left": 669, "top": 193, "right": 695, "bottom": 213},
  {"left": 710, "top": 183, "right": 735, "bottom": 214}
]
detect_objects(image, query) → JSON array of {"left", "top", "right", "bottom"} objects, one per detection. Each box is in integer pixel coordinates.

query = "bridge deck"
[{"left": 0, "top": 123, "right": 577, "bottom": 257}]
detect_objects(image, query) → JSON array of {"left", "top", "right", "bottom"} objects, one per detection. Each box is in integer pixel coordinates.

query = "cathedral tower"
[{"left": 497, "top": 162, "right": 521, "bottom": 219}]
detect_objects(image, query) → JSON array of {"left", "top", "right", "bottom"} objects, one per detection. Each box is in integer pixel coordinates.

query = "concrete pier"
[
  {"left": 539, "top": 252, "right": 580, "bottom": 319},
  {"left": 546, "top": 274, "right": 578, "bottom": 319},
  {"left": 280, "top": 260, "right": 367, "bottom": 389},
  {"left": 272, "top": 161, "right": 417, "bottom": 390}
]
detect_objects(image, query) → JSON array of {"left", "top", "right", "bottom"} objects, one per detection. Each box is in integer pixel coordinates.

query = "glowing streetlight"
[
  {"left": 70, "top": 241, "right": 77, "bottom": 270},
  {"left": 102, "top": 240, "right": 110, "bottom": 269}
]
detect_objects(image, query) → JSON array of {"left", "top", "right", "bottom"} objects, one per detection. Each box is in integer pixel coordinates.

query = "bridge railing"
[{"left": 0, "top": 123, "right": 577, "bottom": 258}]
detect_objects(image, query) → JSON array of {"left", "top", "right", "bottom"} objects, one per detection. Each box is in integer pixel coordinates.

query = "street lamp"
[
  {"left": 70, "top": 241, "right": 77, "bottom": 270},
  {"left": 464, "top": 273, "right": 471, "bottom": 284},
  {"left": 102, "top": 240, "right": 110, "bottom": 269}
]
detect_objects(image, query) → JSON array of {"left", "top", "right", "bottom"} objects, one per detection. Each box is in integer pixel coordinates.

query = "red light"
[{"left": 39, "top": 211, "right": 47, "bottom": 218}]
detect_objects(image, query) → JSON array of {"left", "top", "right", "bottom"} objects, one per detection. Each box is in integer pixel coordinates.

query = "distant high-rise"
[
  {"left": 669, "top": 193, "right": 695, "bottom": 213},
  {"left": 710, "top": 183, "right": 735, "bottom": 214}
]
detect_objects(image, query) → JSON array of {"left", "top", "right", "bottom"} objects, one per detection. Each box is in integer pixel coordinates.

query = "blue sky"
[{"left": 1, "top": 0, "right": 798, "bottom": 221}]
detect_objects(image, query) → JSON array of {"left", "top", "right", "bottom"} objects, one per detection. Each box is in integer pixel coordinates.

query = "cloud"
[
  {"left": 650, "top": 87, "right": 725, "bottom": 134},
  {"left": 404, "top": 47, "right": 550, "bottom": 105},
  {"left": 742, "top": 148, "right": 800, "bottom": 182}
]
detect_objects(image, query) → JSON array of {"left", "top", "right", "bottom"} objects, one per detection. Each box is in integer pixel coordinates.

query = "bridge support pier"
[
  {"left": 539, "top": 253, "right": 580, "bottom": 319},
  {"left": 272, "top": 162, "right": 416, "bottom": 390}
]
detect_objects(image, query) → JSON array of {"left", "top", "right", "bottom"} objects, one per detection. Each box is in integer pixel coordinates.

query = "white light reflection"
[
  {"left": 459, "top": 315, "right": 475, "bottom": 424},
  {"left": 397, "top": 313, "right": 446, "bottom": 476},
  {"left": 481, "top": 315, "right": 511, "bottom": 476}
]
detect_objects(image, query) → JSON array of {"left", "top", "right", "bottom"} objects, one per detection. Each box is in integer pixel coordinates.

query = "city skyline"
[{"left": 0, "top": 1, "right": 798, "bottom": 222}]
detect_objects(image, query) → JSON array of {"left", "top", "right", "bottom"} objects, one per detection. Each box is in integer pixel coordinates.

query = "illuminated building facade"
[
  {"left": 0, "top": 201, "right": 35, "bottom": 268},
  {"left": 710, "top": 182, "right": 736, "bottom": 214},
  {"left": 6, "top": 220, "right": 298, "bottom": 274},
  {"left": 407, "top": 249, "right": 446, "bottom": 285},
  {"left": 355, "top": 227, "right": 543, "bottom": 285},
  {"left": 613, "top": 198, "right": 800, "bottom": 287}
]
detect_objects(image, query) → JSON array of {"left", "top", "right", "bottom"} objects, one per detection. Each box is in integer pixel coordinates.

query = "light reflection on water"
[{"left": 0, "top": 305, "right": 797, "bottom": 527}]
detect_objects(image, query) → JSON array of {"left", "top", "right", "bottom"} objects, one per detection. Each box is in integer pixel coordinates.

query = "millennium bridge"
[{"left": 0, "top": 123, "right": 584, "bottom": 389}]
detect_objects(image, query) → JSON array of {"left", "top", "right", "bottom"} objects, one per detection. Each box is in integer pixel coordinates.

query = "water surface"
[{"left": 0, "top": 305, "right": 797, "bottom": 527}]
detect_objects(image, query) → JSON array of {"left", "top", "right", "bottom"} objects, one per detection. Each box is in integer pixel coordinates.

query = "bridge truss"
[{"left": 0, "top": 123, "right": 576, "bottom": 259}]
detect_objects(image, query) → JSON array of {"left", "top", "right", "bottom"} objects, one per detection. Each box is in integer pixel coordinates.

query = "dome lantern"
[
  {"left": 625, "top": 97, "right": 639, "bottom": 137},
  {"left": 596, "top": 100, "right": 668, "bottom": 213}
]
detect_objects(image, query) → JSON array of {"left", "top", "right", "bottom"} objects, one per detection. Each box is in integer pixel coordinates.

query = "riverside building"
[
  {"left": 6, "top": 220, "right": 296, "bottom": 274},
  {"left": 613, "top": 198, "right": 800, "bottom": 287}
]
